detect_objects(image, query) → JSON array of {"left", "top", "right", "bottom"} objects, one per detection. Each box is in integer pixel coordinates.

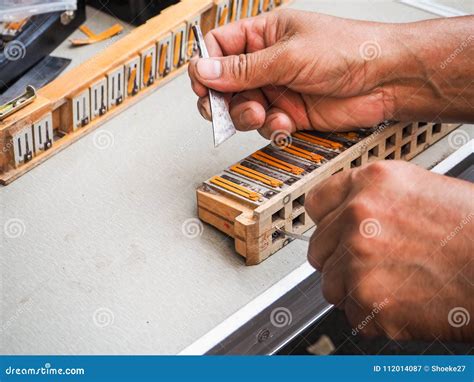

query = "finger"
[
  {"left": 190, "top": 72, "right": 209, "bottom": 98},
  {"left": 204, "top": 15, "right": 270, "bottom": 57},
  {"left": 308, "top": 92, "right": 386, "bottom": 131},
  {"left": 305, "top": 169, "right": 353, "bottom": 224},
  {"left": 188, "top": 15, "right": 270, "bottom": 92},
  {"left": 262, "top": 86, "right": 311, "bottom": 130},
  {"left": 229, "top": 90, "right": 268, "bottom": 131},
  {"left": 191, "top": 41, "right": 293, "bottom": 93},
  {"left": 257, "top": 108, "right": 296, "bottom": 139},
  {"left": 307, "top": 208, "right": 345, "bottom": 271},
  {"left": 344, "top": 295, "right": 380, "bottom": 338},
  {"left": 320, "top": 245, "right": 347, "bottom": 306},
  {"left": 197, "top": 97, "right": 211, "bottom": 121}
]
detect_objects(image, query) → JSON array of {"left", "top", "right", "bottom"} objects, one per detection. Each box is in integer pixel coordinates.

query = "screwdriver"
[{"left": 276, "top": 228, "right": 311, "bottom": 242}]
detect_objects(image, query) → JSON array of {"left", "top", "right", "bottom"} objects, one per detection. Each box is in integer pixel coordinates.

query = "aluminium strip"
[
  {"left": 431, "top": 139, "right": 473, "bottom": 174},
  {"left": 178, "top": 261, "right": 329, "bottom": 355}
]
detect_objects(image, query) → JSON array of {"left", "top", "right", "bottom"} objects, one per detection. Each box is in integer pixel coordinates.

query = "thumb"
[{"left": 193, "top": 44, "right": 288, "bottom": 93}]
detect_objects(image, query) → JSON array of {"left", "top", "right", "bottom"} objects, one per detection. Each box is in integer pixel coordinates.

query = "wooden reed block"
[{"left": 197, "top": 122, "right": 461, "bottom": 265}]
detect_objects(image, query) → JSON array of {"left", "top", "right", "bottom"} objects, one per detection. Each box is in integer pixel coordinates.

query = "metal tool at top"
[
  {"left": 0, "top": 85, "right": 36, "bottom": 121},
  {"left": 192, "top": 24, "right": 236, "bottom": 147}
]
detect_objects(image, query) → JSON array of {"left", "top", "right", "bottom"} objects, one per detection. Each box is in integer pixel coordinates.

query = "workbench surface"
[{"left": 1, "top": 0, "right": 472, "bottom": 354}]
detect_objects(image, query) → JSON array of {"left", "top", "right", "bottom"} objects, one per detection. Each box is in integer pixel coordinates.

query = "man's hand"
[
  {"left": 188, "top": 10, "right": 474, "bottom": 138},
  {"left": 305, "top": 161, "right": 474, "bottom": 342},
  {"left": 189, "top": 9, "right": 395, "bottom": 137}
]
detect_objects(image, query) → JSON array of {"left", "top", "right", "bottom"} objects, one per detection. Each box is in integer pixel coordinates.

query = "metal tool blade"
[
  {"left": 276, "top": 228, "right": 311, "bottom": 242},
  {"left": 192, "top": 25, "right": 236, "bottom": 147}
]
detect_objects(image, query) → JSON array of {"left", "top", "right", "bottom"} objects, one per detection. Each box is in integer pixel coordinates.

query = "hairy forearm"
[{"left": 380, "top": 16, "right": 474, "bottom": 123}]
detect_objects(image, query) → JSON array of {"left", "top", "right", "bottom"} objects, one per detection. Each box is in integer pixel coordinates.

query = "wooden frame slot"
[
  {"left": 140, "top": 45, "right": 157, "bottom": 88},
  {"left": 401, "top": 142, "right": 411, "bottom": 157},
  {"left": 240, "top": 0, "right": 251, "bottom": 18},
  {"left": 368, "top": 145, "right": 379, "bottom": 159},
  {"left": 186, "top": 16, "right": 201, "bottom": 60},
  {"left": 72, "top": 89, "right": 90, "bottom": 130},
  {"left": 417, "top": 131, "right": 427, "bottom": 146},
  {"left": 12, "top": 126, "right": 34, "bottom": 166},
  {"left": 90, "top": 78, "right": 108, "bottom": 120},
  {"left": 402, "top": 124, "right": 412, "bottom": 139},
  {"left": 272, "top": 207, "right": 285, "bottom": 225},
  {"left": 215, "top": 0, "right": 230, "bottom": 27},
  {"left": 292, "top": 194, "right": 305, "bottom": 210},
  {"left": 172, "top": 23, "right": 187, "bottom": 69},
  {"left": 251, "top": 0, "right": 262, "bottom": 17},
  {"left": 157, "top": 34, "right": 173, "bottom": 78},
  {"left": 292, "top": 212, "right": 306, "bottom": 230},
  {"left": 124, "top": 57, "right": 141, "bottom": 98},
  {"left": 350, "top": 156, "right": 362, "bottom": 168},
  {"left": 107, "top": 66, "right": 124, "bottom": 109},
  {"left": 229, "top": 0, "right": 242, "bottom": 22},
  {"left": 32, "top": 113, "right": 53, "bottom": 153},
  {"left": 385, "top": 134, "right": 396, "bottom": 149}
]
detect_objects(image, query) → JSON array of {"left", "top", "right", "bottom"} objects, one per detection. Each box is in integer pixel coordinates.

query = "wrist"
[{"left": 374, "top": 17, "right": 474, "bottom": 123}]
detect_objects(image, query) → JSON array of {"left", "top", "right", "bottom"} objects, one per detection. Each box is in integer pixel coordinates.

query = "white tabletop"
[{"left": 1, "top": 0, "right": 472, "bottom": 354}]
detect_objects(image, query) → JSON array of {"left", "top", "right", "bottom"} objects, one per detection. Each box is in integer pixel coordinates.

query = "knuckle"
[
  {"left": 321, "top": 277, "right": 338, "bottom": 305},
  {"left": 344, "top": 198, "right": 373, "bottom": 224},
  {"left": 360, "top": 161, "right": 390, "bottom": 180},
  {"left": 305, "top": 178, "right": 328, "bottom": 208},
  {"left": 351, "top": 277, "right": 380, "bottom": 309},
  {"left": 307, "top": 251, "right": 322, "bottom": 271},
  {"left": 228, "top": 54, "right": 252, "bottom": 86},
  {"left": 344, "top": 223, "right": 379, "bottom": 260}
]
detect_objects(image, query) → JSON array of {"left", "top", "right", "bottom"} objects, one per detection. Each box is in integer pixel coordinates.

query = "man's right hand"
[{"left": 188, "top": 10, "right": 474, "bottom": 138}]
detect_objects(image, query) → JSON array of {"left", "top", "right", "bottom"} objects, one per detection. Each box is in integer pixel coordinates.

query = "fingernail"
[
  {"left": 198, "top": 104, "right": 206, "bottom": 119},
  {"left": 196, "top": 59, "right": 222, "bottom": 80},
  {"left": 198, "top": 98, "right": 211, "bottom": 121}
]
